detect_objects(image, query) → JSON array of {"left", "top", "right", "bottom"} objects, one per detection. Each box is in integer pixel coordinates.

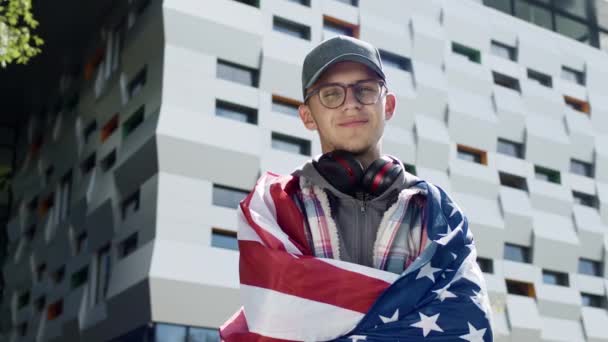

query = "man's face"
[{"left": 298, "top": 61, "right": 396, "bottom": 155}]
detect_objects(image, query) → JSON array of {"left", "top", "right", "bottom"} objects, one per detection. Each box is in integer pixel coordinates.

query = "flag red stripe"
[
  {"left": 269, "top": 177, "right": 311, "bottom": 255},
  {"left": 239, "top": 240, "right": 390, "bottom": 313}
]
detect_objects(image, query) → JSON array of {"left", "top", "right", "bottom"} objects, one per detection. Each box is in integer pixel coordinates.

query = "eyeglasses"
[{"left": 304, "top": 79, "right": 387, "bottom": 109}]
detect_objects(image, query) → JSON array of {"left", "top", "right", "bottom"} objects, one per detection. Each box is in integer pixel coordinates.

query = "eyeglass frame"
[{"left": 303, "top": 78, "right": 388, "bottom": 109}]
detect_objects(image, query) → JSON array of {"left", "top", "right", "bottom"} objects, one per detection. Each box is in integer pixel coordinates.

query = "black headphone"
[{"left": 312, "top": 150, "right": 403, "bottom": 197}]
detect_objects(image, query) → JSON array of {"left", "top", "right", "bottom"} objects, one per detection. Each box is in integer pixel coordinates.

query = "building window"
[
  {"left": 570, "top": 159, "right": 593, "bottom": 177},
  {"left": 564, "top": 95, "right": 591, "bottom": 114},
  {"left": 506, "top": 279, "right": 536, "bottom": 298},
  {"left": 18, "top": 322, "right": 27, "bottom": 336},
  {"left": 497, "top": 138, "right": 524, "bottom": 158},
  {"left": 232, "top": 0, "right": 259, "bottom": 7},
  {"left": 52, "top": 266, "right": 65, "bottom": 284},
  {"left": 101, "top": 114, "right": 119, "bottom": 142},
  {"left": 527, "top": 68, "right": 553, "bottom": 88},
  {"left": 271, "top": 132, "right": 311, "bottom": 156},
  {"left": 534, "top": 165, "right": 561, "bottom": 184},
  {"left": 39, "top": 194, "right": 54, "bottom": 217},
  {"left": 123, "top": 106, "right": 145, "bottom": 138},
  {"left": 215, "top": 100, "right": 258, "bottom": 124},
  {"left": 286, "top": 0, "right": 310, "bottom": 6},
  {"left": 83, "top": 120, "right": 97, "bottom": 144},
  {"left": 17, "top": 291, "right": 30, "bottom": 309},
  {"left": 499, "top": 172, "right": 528, "bottom": 191},
  {"left": 58, "top": 171, "right": 72, "bottom": 221},
  {"left": 477, "top": 257, "right": 494, "bottom": 274},
  {"left": 323, "top": 15, "right": 358, "bottom": 39},
  {"left": 273, "top": 16, "right": 311, "bottom": 40},
  {"left": 581, "top": 293, "right": 605, "bottom": 308},
  {"left": 561, "top": 66, "right": 585, "bottom": 85},
  {"left": 578, "top": 258, "right": 602, "bottom": 277},
  {"left": 121, "top": 189, "right": 140, "bottom": 220},
  {"left": 212, "top": 184, "right": 249, "bottom": 209},
  {"left": 45, "top": 165, "right": 54, "bottom": 185},
  {"left": 334, "top": 0, "right": 358, "bottom": 6},
  {"left": 70, "top": 266, "right": 89, "bottom": 289},
  {"left": 28, "top": 196, "right": 38, "bottom": 213},
  {"left": 154, "top": 323, "right": 221, "bottom": 342},
  {"left": 403, "top": 163, "right": 417, "bottom": 175},
  {"left": 75, "top": 232, "right": 88, "bottom": 254},
  {"left": 217, "top": 60, "right": 258, "bottom": 87},
  {"left": 95, "top": 245, "right": 111, "bottom": 304},
  {"left": 456, "top": 144, "right": 487, "bottom": 165},
  {"left": 504, "top": 243, "right": 531, "bottom": 263},
  {"left": 119, "top": 232, "right": 138, "bottom": 258},
  {"left": 556, "top": 14, "right": 590, "bottom": 43},
  {"left": 35, "top": 296, "right": 46, "bottom": 312},
  {"left": 128, "top": 66, "right": 147, "bottom": 99},
  {"left": 36, "top": 263, "right": 47, "bottom": 282},
  {"left": 80, "top": 153, "right": 96, "bottom": 175},
  {"left": 211, "top": 228, "right": 238, "bottom": 250},
  {"left": 272, "top": 95, "right": 301, "bottom": 117},
  {"left": 47, "top": 299, "right": 63, "bottom": 320},
  {"left": 100, "top": 150, "right": 117, "bottom": 172},
  {"left": 451, "top": 42, "right": 481, "bottom": 63},
  {"left": 542, "top": 269, "right": 569, "bottom": 286},
  {"left": 572, "top": 190, "right": 598, "bottom": 208},
  {"left": 490, "top": 40, "right": 517, "bottom": 61},
  {"left": 515, "top": 1, "right": 552, "bottom": 30},
  {"left": 25, "top": 224, "right": 36, "bottom": 241},
  {"left": 379, "top": 50, "right": 412, "bottom": 71},
  {"left": 493, "top": 71, "right": 521, "bottom": 91}
]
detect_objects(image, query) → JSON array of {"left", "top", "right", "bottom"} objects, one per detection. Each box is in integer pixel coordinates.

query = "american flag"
[{"left": 220, "top": 172, "right": 493, "bottom": 342}]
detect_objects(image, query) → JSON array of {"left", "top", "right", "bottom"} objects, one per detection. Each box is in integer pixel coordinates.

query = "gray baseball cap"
[{"left": 301, "top": 35, "right": 386, "bottom": 99}]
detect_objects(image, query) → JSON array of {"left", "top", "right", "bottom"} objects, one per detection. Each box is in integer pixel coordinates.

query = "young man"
[{"left": 221, "top": 36, "right": 493, "bottom": 342}]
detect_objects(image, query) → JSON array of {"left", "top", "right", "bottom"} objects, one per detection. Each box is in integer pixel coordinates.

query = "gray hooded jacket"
[{"left": 292, "top": 156, "right": 420, "bottom": 268}]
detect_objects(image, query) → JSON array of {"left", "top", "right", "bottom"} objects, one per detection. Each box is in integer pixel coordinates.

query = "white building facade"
[{"left": 2, "top": 0, "right": 608, "bottom": 341}]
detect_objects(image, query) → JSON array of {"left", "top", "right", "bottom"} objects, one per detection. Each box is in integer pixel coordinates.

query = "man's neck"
[{"left": 352, "top": 147, "right": 381, "bottom": 170}]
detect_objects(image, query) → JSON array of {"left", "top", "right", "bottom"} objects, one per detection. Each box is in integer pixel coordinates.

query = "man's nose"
[{"left": 342, "top": 86, "right": 362, "bottom": 110}]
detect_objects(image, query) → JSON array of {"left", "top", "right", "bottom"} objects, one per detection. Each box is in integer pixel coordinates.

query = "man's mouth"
[{"left": 339, "top": 119, "right": 368, "bottom": 127}]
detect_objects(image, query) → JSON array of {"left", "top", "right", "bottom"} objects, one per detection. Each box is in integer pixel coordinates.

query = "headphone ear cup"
[
  {"left": 313, "top": 150, "right": 364, "bottom": 195},
  {"left": 361, "top": 157, "right": 403, "bottom": 196}
]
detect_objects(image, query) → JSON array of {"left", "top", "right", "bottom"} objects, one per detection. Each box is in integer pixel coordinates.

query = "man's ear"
[
  {"left": 299, "top": 104, "right": 317, "bottom": 131},
  {"left": 384, "top": 92, "right": 397, "bottom": 121}
]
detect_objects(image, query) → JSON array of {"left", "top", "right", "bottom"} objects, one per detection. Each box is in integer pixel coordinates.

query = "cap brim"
[{"left": 304, "top": 53, "right": 386, "bottom": 93}]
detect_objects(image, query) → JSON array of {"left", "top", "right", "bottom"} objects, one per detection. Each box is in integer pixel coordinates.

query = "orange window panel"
[
  {"left": 84, "top": 47, "right": 105, "bottom": 81},
  {"left": 47, "top": 300, "right": 63, "bottom": 320},
  {"left": 100, "top": 114, "right": 119, "bottom": 142},
  {"left": 505, "top": 279, "right": 536, "bottom": 298},
  {"left": 564, "top": 95, "right": 590, "bottom": 114},
  {"left": 272, "top": 94, "right": 302, "bottom": 107},
  {"left": 457, "top": 144, "right": 488, "bottom": 166},
  {"left": 38, "top": 194, "right": 54, "bottom": 217},
  {"left": 323, "top": 15, "right": 360, "bottom": 38}
]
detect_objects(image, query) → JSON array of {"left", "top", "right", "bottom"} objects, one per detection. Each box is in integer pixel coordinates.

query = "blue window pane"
[
  {"left": 189, "top": 327, "right": 220, "bottom": 342},
  {"left": 211, "top": 230, "right": 238, "bottom": 251},
  {"left": 155, "top": 323, "right": 187, "bottom": 342},
  {"left": 212, "top": 185, "right": 249, "bottom": 209}
]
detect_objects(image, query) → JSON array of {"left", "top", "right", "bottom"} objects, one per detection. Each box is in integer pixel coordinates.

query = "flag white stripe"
[
  {"left": 244, "top": 175, "right": 303, "bottom": 254},
  {"left": 242, "top": 284, "right": 363, "bottom": 341}
]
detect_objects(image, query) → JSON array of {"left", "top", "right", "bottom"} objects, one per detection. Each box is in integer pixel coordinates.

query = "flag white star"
[
  {"left": 446, "top": 201, "right": 459, "bottom": 217},
  {"left": 410, "top": 312, "right": 444, "bottom": 337},
  {"left": 379, "top": 309, "right": 399, "bottom": 324},
  {"left": 433, "top": 285, "right": 457, "bottom": 302},
  {"left": 459, "top": 322, "right": 486, "bottom": 342},
  {"left": 435, "top": 219, "right": 463, "bottom": 245},
  {"left": 416, "top": 262, "right": 442, "bottom": 282},
  {"left": 349, "top": 335, "right": 367, "bottom": 341}
]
